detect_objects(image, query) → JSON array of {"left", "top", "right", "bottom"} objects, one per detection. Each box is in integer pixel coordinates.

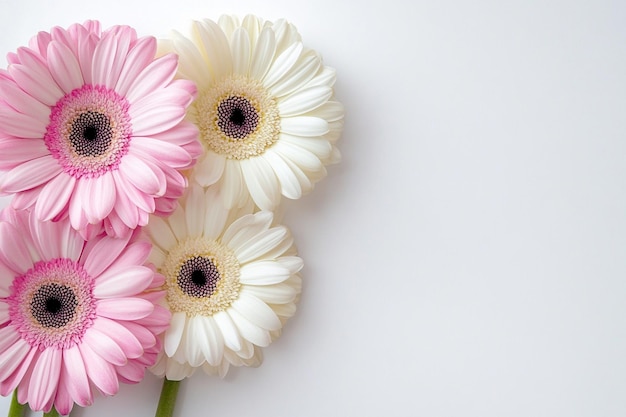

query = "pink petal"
[
  {"left": 115, "top": 36, "right": 157, "bottom": 96},
  {"left": 0, "top": 346, "right": 36, "bottom": 397},
  {"left": 35, "top": 172, "right": 75, "bottom": 221},
  {"left": 47, "top": 40, "right": 84, "bottom": 94},
  {"left": 119, "top": 154, "right": 166, "bottom": 196},
  {"left": 9, "top": 50, "right": 64, "bottom": 106},
  {"left": 130, "top": 137, "right": 192, "bottom": 169},
  {"left": 112, "top": 170, "right": 155, "bottom": 213},
  {"left": 81, "top": 232, "right": 131, "bottom": 277},
  {"left": 147, "top": 121, "right": 200, "bottom": 148},
  {"left": 94, "top": 266, "right": 154, "bottom": 298},
  {"left": 84, "top": 174, "right": 116, "bottom": 223},
  {"left": 91, "top": 28, "right": 132, "bottom": 89},
  {"left": 91, "top": 317, "right": 143, "bottom": 359},
  {"left": 28, "top": 348, "right": 62, "bottom": 411},
  {"left": 0, "top": 156, "right": 62, "bottom": 193},
  {"left": 0, "top": 106, "right": 47, "bottom": 139},
  {"left": 78, "top": 342, "right": 119, "bottom": 396},
  {"left": 96, "top": 298, "right": 154, "bottom": 320},
  {"left": 83, "top": 328, "right": 127, "bottom": 366},
  {"left": 77, "top": 32, "right": 98, "bottom": 85},
  {"left": 0, "top": 221, "right": 34, "bottom": 274},
  {"left": 53, "top": 373, "right": 74, "bottom": 416},
  {"left": 129, "top": 100, "right": 188, "bottom": 137},
  {"left": 112, "top": 183, "right": 139, "bottom": 229},
  {"left": 0, "top": 138, "right": 49, "bottom": 171},
  {"left": 0, "top": 334, "right": 30, "bottom": 381},
  {"left": 0, "top": 76, "right": 50, "bottom": 117},
  {"left": 101, "top": 241, "right": 151, "bottom": 274},
  {"left": 68, "top": 186, "right": 89, "bottom": 233},
  {"left": 61, "top": 345, "right": 92, "bottom": 407},
  {"left": 125, "top": 53, "right": 177, "bottom": 103},
  {"left": 118, "top": 321, "right": 156, "bottom": 349}
]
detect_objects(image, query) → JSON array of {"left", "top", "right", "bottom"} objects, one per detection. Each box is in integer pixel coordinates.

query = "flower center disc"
[
  {"left": 194, "top": 75, "right": 281, "bottom": 160},
  {"left": 44, "top": 84, "right": 132, "bottom": 178},
  {"left": 7, "top": 258, "right": 96, "bottom": 349},
  {"left": 161, "top": 237, "right": 241, "bottom": 316},
  {"left": 31, "top": 283, "right": 78, "bottom": 328}
]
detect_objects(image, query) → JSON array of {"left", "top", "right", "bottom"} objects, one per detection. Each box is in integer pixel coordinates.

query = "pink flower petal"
[
  {"left": 0, "top": 106, "right": 47, "bottom": 139},
  {"left": 78, "top": 342, "right": 119, "bottom": 396},
  {"left": 94, "top": 266, "right": 154, "bottom": 298},
  {"left": 0, "top": 221, "right": 35, "bottom": 274},
  {"left": 35, "top": 172, "right": 75, "bottom": 221},
  {"left": 77, "top": 31, "right": 99, "bottom": 85},
  {"left": 0, "top": 138, "right": 49, "bottom": 171},
  {"left": 125, "top": 53, "right": 177, "bottom": 103},
  {"left": 0, "top": 346, "right": 36, "bottom": 397},
  {"left": 47, "top": 40, "right": 84, "bottom": 94},
  {"left": 130, "top": 137, "right": 193, "bottom": 169},
  {"left": 0, "top": 332, "right": 29, "bottom": 380},
  {"left": 91, "top": 317, "right": 143, "bottom": 359},
  {"left": 130, "top": 100, "right": 188, "bottom": 137},
  {"left": 84, "top": 174, "right": 116, "bottom": 223},
  {"left": 27, "top": 348, "right": 62, "bottom": 411},
  {"left": 9, "top": 50, "right": 64, "bottom": 106},
  {"left": 0, "top": 156, "right": 62, "bottom": 193},
  {"left": 118, "top": 321, "right": 156, "bottom": 349},
  {"left": 83, "top": 327, "right": 128, "bottom": 366},
  {"left": 81, "top": 232, "right": 131, "bottom": 277},
  {"left": 91, "top": 28, "right": 132, "bottom": 89},
  {"left": 61, "top": 345, "right": 92, "bottom": 407},
  {"left": 0, "top": 76, "right": 50, "bottom": 117},
  {"left": 112, "top": 170, "right": 155, "bottom": 213},
  {"left": 115, "top": 36, "right": 157, "bottom": 96},
  {"left": 96, "top": 298, "right": 154, "bottom": 321},
  {"left": 101, "top": 241, "right": 151, "bottom": 274},
  {"left": 119, "top": 154, "right": 166, "bottom": 196}
]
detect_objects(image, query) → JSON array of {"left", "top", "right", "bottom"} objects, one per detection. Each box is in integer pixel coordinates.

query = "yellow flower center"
[
  {"left": 193, "top": 74, "right": 280, "bottom": 160},
  {"left": 161, "top": 237, "right": 241, "bottom": 316}
]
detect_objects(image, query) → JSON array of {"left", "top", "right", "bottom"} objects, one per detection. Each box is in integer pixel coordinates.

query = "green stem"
[
  {"left": 43, "top": 407, "right": 60, "bottom": 417},
  {"left": 155, "top": 378, "right": 181, "bottom": 417},
  {"left": 7, "top": 391, "right": 25, "bottom": 417}
]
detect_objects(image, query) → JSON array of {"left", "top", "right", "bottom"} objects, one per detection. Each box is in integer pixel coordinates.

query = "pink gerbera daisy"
[
  {"left": 0, "top": 21, "right": 202, "bottom": 238},
  {"left": 0, "top": 207, "right": 170, "bottom": 414}
]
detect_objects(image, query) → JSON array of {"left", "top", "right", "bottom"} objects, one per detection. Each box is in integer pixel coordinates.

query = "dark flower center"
[
  {"left": 178, "top": 256, "right": 220, "bottom": 298},
  {"left": 31, "top": 283, "right": 78, "bottom": 328},
  {"left": 216, "top": 96, "right": 259, "bottom": 139},
  {"left": 70, "top": 111, "right": 112, "bottom": 156}
]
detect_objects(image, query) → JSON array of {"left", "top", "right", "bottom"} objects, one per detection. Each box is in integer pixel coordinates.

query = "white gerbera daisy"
[
  {"left": 146, "top": 184, "right": 302, "bottom": 379},
  {"left": 160, "top": 15, "right": 344, "bottom": 211}
]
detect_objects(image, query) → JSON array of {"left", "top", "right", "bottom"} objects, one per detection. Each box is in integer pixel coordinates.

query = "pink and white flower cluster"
[{"left": 0, "top": 14, "right": 342, "bottom": 416}]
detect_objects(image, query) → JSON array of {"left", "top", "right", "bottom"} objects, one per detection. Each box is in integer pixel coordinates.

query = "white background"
[{"left": 0, "top": 0, "right": 625, "bottom": 416}]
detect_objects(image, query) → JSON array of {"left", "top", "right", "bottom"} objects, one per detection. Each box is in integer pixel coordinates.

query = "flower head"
[
  {"left": 160, "top": 15, "right": 343, "bottom": 211},
  {"left": 0, "top": 207, "right": 170, "bottom": 414},
  {"left": 146, "top": 184, "right": 302, "bottom": 379},
  {"left": 0, "top": 21, "right": 202, "bottom": 238}
]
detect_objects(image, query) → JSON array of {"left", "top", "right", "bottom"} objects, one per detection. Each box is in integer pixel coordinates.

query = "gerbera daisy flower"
[
  {"left": 146, "top": 184, "right": 302, "bottom": 379},
  {"left": 0, "top": 207, "right": 170, "bottom": 414},
  {"left": 0, "top": 21, "right": 202, "bottom": 238},
  {"left": 159, "top": 15, "right": 343, "bottom": 211}
]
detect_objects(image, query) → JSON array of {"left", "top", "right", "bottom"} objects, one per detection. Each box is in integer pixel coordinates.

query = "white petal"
[
  {"left": 240, "top": 157, "right": 280, "bottom": 211},
  {"left": 164, "top": 312, "right": 187, "bottom": 357}
]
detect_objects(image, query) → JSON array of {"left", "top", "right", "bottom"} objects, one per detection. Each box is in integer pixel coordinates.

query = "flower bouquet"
[{"left": 0, "top": 14, "right": 342, "bottom": 417}]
